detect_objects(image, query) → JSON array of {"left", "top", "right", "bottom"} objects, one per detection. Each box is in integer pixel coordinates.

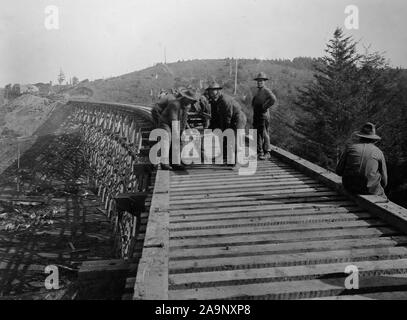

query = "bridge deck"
[
  {"left": 67, "top": 100, "right": 407, "bottom": 299},
  {"left": 135, "top": 154, "right": 407, "bottom": 300}
]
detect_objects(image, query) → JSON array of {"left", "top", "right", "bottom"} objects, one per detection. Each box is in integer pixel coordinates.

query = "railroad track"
[{"left": 135, "top": 147, "right": 407, "bottom": 300}]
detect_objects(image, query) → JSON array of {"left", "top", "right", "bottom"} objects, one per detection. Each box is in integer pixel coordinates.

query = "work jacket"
[
  {"left": 209, "top": 93, "right": 246, "bottom": 131},
  {"left": 252, "top": 87, "right": 276, "bottom": 120},
  {"left": 336, "top": 142, "right": 388, "bottom": 197}
]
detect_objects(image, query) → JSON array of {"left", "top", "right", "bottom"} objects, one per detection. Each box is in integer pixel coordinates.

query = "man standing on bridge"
[
  {"left": 336, "top": 122, "right": 388, "bottom": 199},
  {"left": 206, "top": 82, "right": 246, "bottom": 165},
  {"left": 158, "top": 89, "right": 198, "bottom": 170},
  {"left": 251, "top": 72, "right": 277, "bottom": 160}
]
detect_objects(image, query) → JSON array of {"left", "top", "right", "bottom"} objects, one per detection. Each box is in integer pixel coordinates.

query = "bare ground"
[{"left": 0, "top": 103, "right": 121, "bottom": 300}]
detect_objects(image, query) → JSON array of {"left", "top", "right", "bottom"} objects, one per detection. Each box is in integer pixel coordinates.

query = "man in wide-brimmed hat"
[
  {"left": 251, "top": 72, "right": 277, "bottom": 160},
  {"left": 206, "top": 81, "right": 246, "bottom": 131},
  {"left": 158, "top": 88, "right": 198, "bottom": 170},
  {"left": 336, "top": 122, "right": 388, "bottom": 198},
  {"left": 206, "top": 81, "right": 247, "bottom": 165}
]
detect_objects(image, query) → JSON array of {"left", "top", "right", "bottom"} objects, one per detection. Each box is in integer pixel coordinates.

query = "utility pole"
[
  {"left": 17, "top": 140, "right": 20, "bottom": 192},
  {"left": 234, "top": 59, "right": 238, "bottom": 95},
  {"left": 164, "top": 47, "right": 167, "bottom": 64},
  {"left": 9, "top": 135, "right": 33, "bottom": 193}
]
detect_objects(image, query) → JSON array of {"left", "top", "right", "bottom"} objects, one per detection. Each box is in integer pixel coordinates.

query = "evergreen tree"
[
  {"left": 295, "top": 28, "right": 362, "bottom": 168},
  {"left": 374, "top": 69, "right": 407, "bottom": 205},
  {"left": 294, "top": 28, "right": 406, "bottom": 206},
  {"left": 295, "top": 27, "right": 403, "bottom": 179},
  {"left": 356, "top": 51, "right": 399, "bottom": 124}
]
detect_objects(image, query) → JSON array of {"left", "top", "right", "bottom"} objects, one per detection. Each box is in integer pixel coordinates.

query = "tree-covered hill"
[
  {"left": 76, "top": 58, "right": 317, "bottom": 131},
  {"left": 84, "top": 58, "right": 317, "bottom": 105}
]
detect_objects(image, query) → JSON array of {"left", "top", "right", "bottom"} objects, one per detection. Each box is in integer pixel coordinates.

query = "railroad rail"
[{"left": 67, "top": 99, "right": 407, "bottom": 300}]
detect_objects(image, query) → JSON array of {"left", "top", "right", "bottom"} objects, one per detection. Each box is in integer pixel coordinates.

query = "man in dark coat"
[
  {"left": 336, "top": 122, "right": 388, "bottom": 199},
  {"left": 251, "top": 72, "right": 277, "bottom": 160},
  {"left": 157, "top": 89, "right": 198, "bottom": 170},
  {"left": 207, "top": 82, "right": 246, "bottom": 131},
  {"left": 206, "top": 82, "right": 246, "bottom": 164}
]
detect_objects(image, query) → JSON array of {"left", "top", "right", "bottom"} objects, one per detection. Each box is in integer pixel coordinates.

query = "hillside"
[
  {"left": 0, "top": 95, "right": 60, "bottom": 138},
  {"left": 72, "top": 58, "right": 317, "bottom": 147},
  {"left": 81, "top": 59, "right": 315, "bottom": 103},
  {"left": 0, "top": 94, "right": 67, "bottom": 175},
  {"left": 0, "top": 58, "right": 316, "bottom": 175}
]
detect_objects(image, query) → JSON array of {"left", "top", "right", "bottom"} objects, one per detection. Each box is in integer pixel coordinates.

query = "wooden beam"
[
  {"left": 169, "top": 224, "right": 393, "bottom": 249},
  {"left": 133, "top": 169, "right": 169, "bottom": 300},
  {"left": 169, "top": 235, "right": 407, "bottom": 261},
  {"left": 169, "top": 246, "right": 407, "bottom": 274},
  {"left": 169, "top": 258, "right": 407, "bottom": 288}
]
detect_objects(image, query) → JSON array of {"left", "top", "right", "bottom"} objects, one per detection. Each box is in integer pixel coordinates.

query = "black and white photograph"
[{"left": 1, "top": 0, "right": 407, "bottom": 306}]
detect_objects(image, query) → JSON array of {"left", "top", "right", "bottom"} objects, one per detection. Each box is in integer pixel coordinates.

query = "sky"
[{"left": 1, "top": 0, "right": 407, "bottom": 86}]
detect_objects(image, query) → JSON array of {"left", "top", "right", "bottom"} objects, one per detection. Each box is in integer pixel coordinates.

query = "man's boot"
[
  {"left": 172, "top": 164, "right": 186, "bottom": 171},
  {"left": 258, "top": 153, "right": 266, "bottom": 160},
  {"left": 161, "top": 164, "right": 171, "bottom": 170}
]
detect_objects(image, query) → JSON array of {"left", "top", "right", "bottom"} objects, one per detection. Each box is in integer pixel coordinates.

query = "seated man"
[
  {"left": 158, "top": 89, "right": 198, "bottom": 170},
  {"left": 336, "top": 122, "right": 388, "bottom": 199}
]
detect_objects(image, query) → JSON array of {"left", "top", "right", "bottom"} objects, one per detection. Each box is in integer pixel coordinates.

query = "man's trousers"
[{"left": 253, "top": 116, "right": 271, "bottom": 155}]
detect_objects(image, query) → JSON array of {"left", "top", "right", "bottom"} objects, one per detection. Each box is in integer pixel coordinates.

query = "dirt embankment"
[
  {"left": 0, "top": 94, "right": 59, "bottom": 138},
  {"left": 0, "top": 94, "right": 70, "bottom": 175},
  {"left": 0, "top": 99, "right": 118, "bottom": 300}
]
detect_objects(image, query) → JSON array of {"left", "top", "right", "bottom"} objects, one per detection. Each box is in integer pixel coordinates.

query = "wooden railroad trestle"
[
  {"left": 135, "top": 150, "right": 407, "bottom": 300},
  {"left": 68, "top": 100, "right": 407, "bottom": 299},
  {"left": 68, "top": 100, "right": 155, "bottom": 259}
]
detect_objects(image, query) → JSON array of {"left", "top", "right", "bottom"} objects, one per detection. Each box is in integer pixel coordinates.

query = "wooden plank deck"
[{"left": 134, "top": 149, "right": 407, "bottom": 300}]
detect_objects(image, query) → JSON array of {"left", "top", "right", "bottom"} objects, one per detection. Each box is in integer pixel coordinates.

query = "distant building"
[{"left": 4, "top": 83, "right": 40, "bottom": 99}]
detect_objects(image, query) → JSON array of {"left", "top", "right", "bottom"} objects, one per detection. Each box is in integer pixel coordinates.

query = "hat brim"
[
  {"left": 355, "top": 133, "right": 381, "bottom": 140},
  {"left": 179, "top": 92, "right": 198, "bottom": 102},
  {"left": 206, "top": 87, "right": 222, "bottom": 90},
  {"left": 254, "top": 77, "right": 269, "bottom": 81}
]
